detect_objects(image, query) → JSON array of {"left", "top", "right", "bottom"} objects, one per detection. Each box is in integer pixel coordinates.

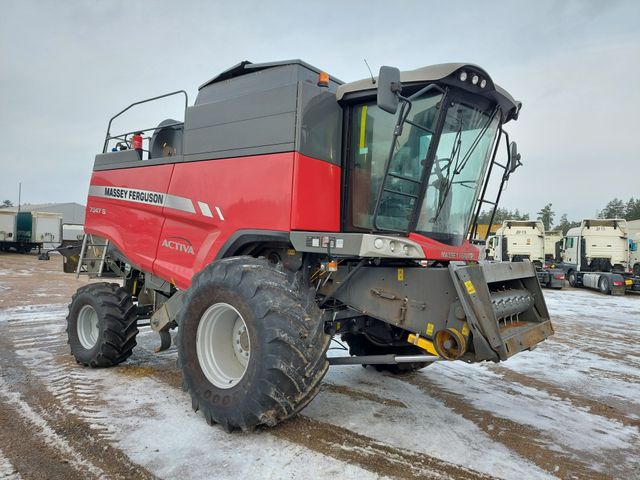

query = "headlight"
[
  {"left": 374, "top": 238, "right": 385, "bottom": 249},
  {"left": 480, "top": 79, "right": 487, "bottom": 88},
  {"left": 471, "top": 74, "right": 479, "bottom": 85},
  {"left": 459, "top": 71, "right": 468, "bottom": 82}
]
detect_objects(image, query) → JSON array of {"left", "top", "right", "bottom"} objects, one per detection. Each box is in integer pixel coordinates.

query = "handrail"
[
  {"left": 105, "top": 122, "right": 184, "bottom": 147},
  {"left": 103, "top": 90, "right": 188, "bottom": 153}
]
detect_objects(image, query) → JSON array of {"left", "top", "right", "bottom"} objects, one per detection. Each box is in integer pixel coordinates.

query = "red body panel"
[
  {"left": 290, "top": 153, "right": 341, "bottom": 232},
  {"left": 154, "top": 154, "right": 295, "bottom": 288},
  {"left": 85, "top": 165, "right": 174, "bottom": 273},
  {"left": 409, "top": 232, "right": 480, "bottom": 261}
]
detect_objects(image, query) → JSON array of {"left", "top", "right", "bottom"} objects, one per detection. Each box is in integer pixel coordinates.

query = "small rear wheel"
[
  {"left": 568, "top": 270, "right": 578, "bottom": 287},
  {"left": 598, "top": 276, "right": 610, "bottom": 295},
  {"left": 67, "top": 283, "right": 138, "bottom": 367}
]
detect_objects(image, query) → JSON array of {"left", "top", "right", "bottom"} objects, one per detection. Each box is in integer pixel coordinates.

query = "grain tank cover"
[
  {"left": 184, "top": 60, "right": 344, "bottom": 165},
  {"left": 196, "top": 59, "right": 343, "bottom": 105}
]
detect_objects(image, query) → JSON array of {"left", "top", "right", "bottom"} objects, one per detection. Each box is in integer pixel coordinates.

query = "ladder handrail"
[{"left": 76, "top": 234, "right": 89, "bottom": 279}]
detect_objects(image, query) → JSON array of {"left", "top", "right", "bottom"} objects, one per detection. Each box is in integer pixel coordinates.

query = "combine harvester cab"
[
  {"left": 65, "top": 59, "right": 553, "bottom": 430},
  {"left": 561, "top": 219, "right": 639, "bottom": 295},
  {"left": 486, "top": 220, "right": 564, "bottom": 289}
]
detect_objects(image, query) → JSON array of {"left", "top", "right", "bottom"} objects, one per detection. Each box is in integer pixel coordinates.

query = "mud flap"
[{"left": 449, "top": 261, "right": 553, "bottom": 362}]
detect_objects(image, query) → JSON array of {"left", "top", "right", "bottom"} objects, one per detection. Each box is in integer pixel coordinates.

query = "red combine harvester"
[{"left": 65, "top": 60, "right": 553, "bottom": 431}]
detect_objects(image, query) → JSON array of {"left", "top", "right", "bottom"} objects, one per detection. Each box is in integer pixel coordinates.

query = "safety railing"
[{"left": 102, "top": 90, "right": 189, "bottom": 154}]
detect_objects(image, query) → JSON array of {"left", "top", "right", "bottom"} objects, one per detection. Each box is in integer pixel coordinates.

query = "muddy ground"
[{"left": 0, "top": 253, "right": 638, "bottom": 479}]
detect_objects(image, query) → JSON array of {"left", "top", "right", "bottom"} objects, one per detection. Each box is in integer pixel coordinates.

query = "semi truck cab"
[
  {"left": 486, "top": 220, "right": 564, "bottom": 288},
  {"left": 561, "top": 219, "right": 639, "bottom": 294}
]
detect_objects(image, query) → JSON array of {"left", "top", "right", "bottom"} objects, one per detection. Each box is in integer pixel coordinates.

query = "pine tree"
[{"left": 537, "top": 203, "right": 555, "bottom": 230}]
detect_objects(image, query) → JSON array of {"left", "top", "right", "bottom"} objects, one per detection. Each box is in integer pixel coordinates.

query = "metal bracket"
[{"left": 150, "top": 290, "right": 184, "bottom": 332}]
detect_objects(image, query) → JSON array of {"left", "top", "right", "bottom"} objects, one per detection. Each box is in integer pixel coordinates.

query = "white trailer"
[
  {"left": 544, "top": 230, "right": 563, "bottom": 262},
  {"left": 31, "top": 212, "right": 63, "bottom": 250},
  {"left": 0, "top": 210, "right": 17, "bottom": 244},
  {"left": 560, "top": 219, "right": 639, "bottom": 295},
  {"left": 486, "top": 220, "right": 564, "bottom": 288},
  {"left": 62, "top": 224, "right": 84, "bottom": 243}
]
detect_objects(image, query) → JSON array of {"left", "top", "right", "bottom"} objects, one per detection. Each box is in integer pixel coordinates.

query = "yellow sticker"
[
  {"left": 426, "top": 322, "right": 434, "bottom": 336},
  {"left": 625, "top": 279, "right": 633, "bottom": 286},
  {"left": 397, "top": 268, "right": 404, "bottom": 281},
  {"left": 464, "top": 280, "right": 476, "bottom": 295},
  {"left": 461, "top": 323, "right": 470, "bottom": 336},
  {"left": 359, "top": 105, "right": 368, "bottom": 151},
  {"left": 287, "top": 248, "right": 296, "bottom": 256}
]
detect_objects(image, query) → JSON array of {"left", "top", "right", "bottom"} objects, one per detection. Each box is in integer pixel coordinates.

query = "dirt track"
[{"left": 0, "top": 253, "right": 638, "bottom": 479}]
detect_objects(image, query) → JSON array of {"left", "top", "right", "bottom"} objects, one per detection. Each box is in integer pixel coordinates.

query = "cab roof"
[{"left": 336, "top": 63, "right": 521, "bottom": 121}]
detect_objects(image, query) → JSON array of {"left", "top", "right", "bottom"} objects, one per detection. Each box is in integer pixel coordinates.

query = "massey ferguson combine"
[{"left": 66, "top": 60, "right": 553, "bottom": 431}]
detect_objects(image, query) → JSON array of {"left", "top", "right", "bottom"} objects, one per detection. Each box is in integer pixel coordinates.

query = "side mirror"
[
  {"left": 377, "top": 66, "right": 401, "bottom": 114},
  {"left": 508, "top": 141, "right": 522, "bottom": 174}
]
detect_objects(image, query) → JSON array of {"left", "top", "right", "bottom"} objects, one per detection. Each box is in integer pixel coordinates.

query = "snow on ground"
[
  {"left": 0, "top": 304, "right": 385, "bottom": 480},
  {"left": 1, "top": 275, "right": 639, "bottom": 479},
  {"left": 502, "top": 289, "right": 640, "bottom": 410},
  {"left": 308, "top": 359, "right": 554, "bottom": 480},
  {"left": 0, "top": 449, "right": 20, "bottom": 480}
]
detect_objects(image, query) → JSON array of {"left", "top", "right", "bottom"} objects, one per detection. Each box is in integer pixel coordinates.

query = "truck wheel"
[
  {"left": 67, "top": 283, "right": 138, "bottom": 367},
  {"left": 342, "top": 333, "right": 431, "bottom": 374},
  {"left": 568, "top": 270, "right": 578, "bottom": 287},
  {"left": 177, "top": 256, "right": 330, "bottom": 431},
  {"left": 598, "top": 277, "right": 610, "bottom": 295},
  {"left": 634, "top": 264, "right": 640, "bottom": 276}
]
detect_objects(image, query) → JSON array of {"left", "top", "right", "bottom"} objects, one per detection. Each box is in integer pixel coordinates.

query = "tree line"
[{"left": 478, "top": 197, "right": 640, "bottom": 235}]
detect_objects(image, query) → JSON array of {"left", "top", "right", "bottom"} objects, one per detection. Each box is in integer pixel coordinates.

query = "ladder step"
[
  {"left": 386, "top": 172, "right": 421, "bottom": 184},
  {"left": 382, "top": 188, "right": 419, "bottom": 199}
]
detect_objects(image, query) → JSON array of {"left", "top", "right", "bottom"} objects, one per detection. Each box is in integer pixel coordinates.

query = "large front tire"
[
  {"left": 177, "top": 257, "right": 330, "bottom": 431},
  {"left": 66, "top": 282, "right": 138, "bottom": 367}
]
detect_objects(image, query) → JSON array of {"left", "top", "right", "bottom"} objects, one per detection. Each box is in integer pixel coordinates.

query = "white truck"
[
  {"left": 560, "top": 219, "right": 639, "bottom": 295},
  {"left": 544, "top": 230, "right": 563, "bottom": 262},
  {"left": 486, "top": 220, "right": 565, "bottom": 288},
  {"left": 629, "top": 232, "right": 640, "bottom": 276}
]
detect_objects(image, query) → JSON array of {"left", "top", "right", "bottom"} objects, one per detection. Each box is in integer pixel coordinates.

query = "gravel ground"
[{"left": 0, "top": 253, "right": 638, "bottom": 479}]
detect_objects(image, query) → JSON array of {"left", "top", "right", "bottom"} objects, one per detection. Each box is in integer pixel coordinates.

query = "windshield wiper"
[{"left": 431, "top": 107, "right": 499, "bottom": 222}]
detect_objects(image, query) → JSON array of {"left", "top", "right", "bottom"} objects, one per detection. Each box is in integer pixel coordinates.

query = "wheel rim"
[
  {"left": 196, "top": 302, "right": 250, "bottom": 389},
  {"left": 77, "top": 304, "right": 99, "bottom": 349}
]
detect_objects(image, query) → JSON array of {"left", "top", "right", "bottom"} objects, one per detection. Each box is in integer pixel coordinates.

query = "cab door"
[{"left": 562, "top": 236, "right": 578, "bottom": 266}]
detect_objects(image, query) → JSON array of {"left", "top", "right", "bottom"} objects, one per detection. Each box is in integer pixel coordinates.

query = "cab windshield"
[
  {"left": 348, "top": 91, "right": 500, "bottom": 246},
  {"left": 416, "top": 101, "right": 500, "bottom": 245}
]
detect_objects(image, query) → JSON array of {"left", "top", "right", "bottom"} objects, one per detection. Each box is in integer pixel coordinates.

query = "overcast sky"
[{"left": 1, "top": 0, "right": 638, "bottom": 221}]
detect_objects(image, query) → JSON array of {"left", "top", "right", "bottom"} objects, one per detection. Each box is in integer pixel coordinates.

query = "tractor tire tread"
[
  {"left": 66, "top": 282, "right": 138, "bottom": 368},
  {"left": 177, "top": 256, "right": 329, "bottom": 431}
]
